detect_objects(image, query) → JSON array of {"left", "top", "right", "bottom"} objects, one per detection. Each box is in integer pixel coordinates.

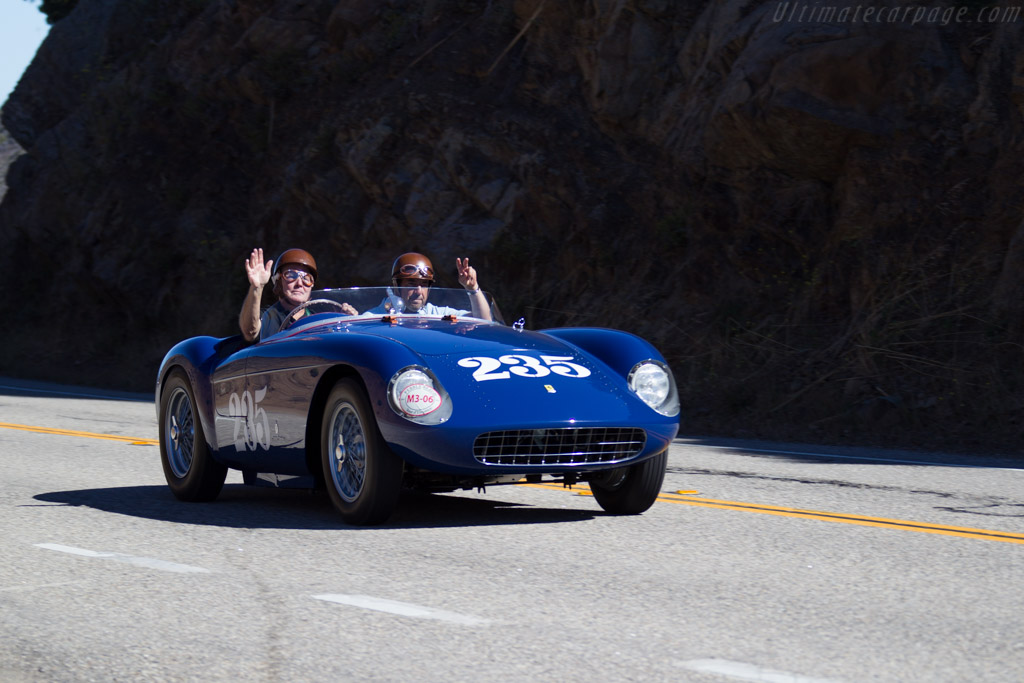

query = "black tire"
[
  {"left": 321, "top": 378, "right": 404, "bottom": 525},
  {"left": 158, "top": 370, "right": 227, "bottom": 501},
  {"left": 589, "top": 449, "right": 667, "bottom": 515}
]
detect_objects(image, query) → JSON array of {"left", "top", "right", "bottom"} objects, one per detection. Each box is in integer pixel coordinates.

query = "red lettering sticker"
[{"left": 399, "top": 383, "right": 442, "bottom": 416}]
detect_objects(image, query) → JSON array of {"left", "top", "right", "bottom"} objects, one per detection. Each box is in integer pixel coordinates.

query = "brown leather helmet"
[
  {"left": 391, "top": 252, "right": 434, "bottom": 284},
  {"left": 273, "top": 248, "right": 318, "bottom": 282}
]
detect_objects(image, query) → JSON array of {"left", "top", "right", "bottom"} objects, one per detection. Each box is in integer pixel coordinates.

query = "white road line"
[
  {"left": 313, "top": 594, "right": 490, "bottom": 626},
  {"left": 35, "top": 544, "right": 211, "bottom": 574},
  {"left": 678, "top": 659, "right": 843, "bottom": 683}
]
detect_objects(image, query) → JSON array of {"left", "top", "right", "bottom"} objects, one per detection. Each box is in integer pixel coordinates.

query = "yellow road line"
[
  {"left": 522, "top": 482, "right": 1024, "bottom": 545},
  {"left": 0, "top": 422, "right": 157, "bottom": 445}
]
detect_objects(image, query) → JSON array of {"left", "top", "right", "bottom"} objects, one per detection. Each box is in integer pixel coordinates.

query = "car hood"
[{"left": 339, "top": 319, "right": 650, "bottom": 425}]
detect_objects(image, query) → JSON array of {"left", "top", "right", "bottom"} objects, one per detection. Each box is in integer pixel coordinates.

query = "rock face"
[
  {"left": 0, "top": 120, "right": 23, "bottom": 202},
  {"left": 2, "top": 0, "right": 1022, "bottom": 451}
]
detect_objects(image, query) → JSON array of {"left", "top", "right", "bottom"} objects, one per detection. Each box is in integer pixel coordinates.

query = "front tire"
[
  {"left": 321, "top": 378, "right": 404, "bottom": 525},
  {"left": 589, "top": 449, "right": 667, "bottom": 515},
  {"left": 159, "top": 370, "right": 227, "bottom": 501}
]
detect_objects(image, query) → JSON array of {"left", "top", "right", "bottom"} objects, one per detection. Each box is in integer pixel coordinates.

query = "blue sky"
[{"left": 0, "top": 1, "right": 51, "bottom": 108}]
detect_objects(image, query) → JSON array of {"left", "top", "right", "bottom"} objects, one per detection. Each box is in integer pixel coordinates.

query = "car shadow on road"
[{"left": 32, "top": 485, "right": 597, "bottom": 529}]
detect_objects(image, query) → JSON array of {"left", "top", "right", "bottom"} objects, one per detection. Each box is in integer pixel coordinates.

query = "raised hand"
[
  {"left": 245, "top": 248, "right": 273, "bottom": 289},
  {"left": 456, "top": 257, "right": 479, "bottom": 291}
]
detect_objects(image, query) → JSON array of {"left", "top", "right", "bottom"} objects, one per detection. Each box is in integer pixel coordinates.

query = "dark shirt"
[{"left": 259, "top": 301, "right": 293, "bottom": 340}]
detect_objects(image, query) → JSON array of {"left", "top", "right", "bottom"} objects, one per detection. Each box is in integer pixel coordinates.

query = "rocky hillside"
[
  {"left": 0, "top": 119, "right": 21, "bottom": 202},
  {"left": 2, "top": 0, "right": 1022, "bottom": 452}
]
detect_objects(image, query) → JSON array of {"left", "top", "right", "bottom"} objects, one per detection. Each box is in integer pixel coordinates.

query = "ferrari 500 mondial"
[{"left": 156, "top": 287, "right": 680, "bottom": 525}]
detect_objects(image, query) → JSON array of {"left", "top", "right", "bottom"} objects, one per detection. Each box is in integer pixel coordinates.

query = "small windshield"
[{"left": 270, "top": 286, "right": 504, "bottom": 336}]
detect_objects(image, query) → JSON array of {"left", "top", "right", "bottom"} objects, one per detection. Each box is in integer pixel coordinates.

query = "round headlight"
[
  {"left": 628, "top": 360, "right": 679, "bottom": 417},
  {"left": 387, "top": 366, "right": 452, "bottom": 424}
]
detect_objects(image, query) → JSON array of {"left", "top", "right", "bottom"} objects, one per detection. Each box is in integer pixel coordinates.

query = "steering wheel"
[{"left": 279, "top": 299, "right": 358, "bottom": 331}]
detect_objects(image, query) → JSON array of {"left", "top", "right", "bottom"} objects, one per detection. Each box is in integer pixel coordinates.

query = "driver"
[
  {"left": 239, "top": 247, "right": 319, "bottom": 342},
  {"left": 370, "top": 253, "right": 492, "bottom": 321}
]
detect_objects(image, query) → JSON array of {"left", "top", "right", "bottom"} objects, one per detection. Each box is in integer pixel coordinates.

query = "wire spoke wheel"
[
  {"left": 158, "top": 370, "right": 227, "bottom": 502},
  {"left": 321, "top": 378, "right": 403, "bottom": 525},
  {"left": 165, "top": 387, "right": 195, "bottom": 478},
  {"left": 327, "top": 403, "right": 368, "bottom": 502}
]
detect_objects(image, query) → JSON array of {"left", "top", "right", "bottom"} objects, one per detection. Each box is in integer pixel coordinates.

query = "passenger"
[
  {"left": 372, "top": 252, "right": 492, "bottom": 321},
  {"left": 239, "top": 247, "right": 320, "bottom": 342}
]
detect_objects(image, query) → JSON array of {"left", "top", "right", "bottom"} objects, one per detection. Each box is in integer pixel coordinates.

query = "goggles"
[
  {"left": 281, "top": 269, "right": 314, "bottom": 286},
  {"left": 396, "top": 263, "right": 434, "bottom": 280}
]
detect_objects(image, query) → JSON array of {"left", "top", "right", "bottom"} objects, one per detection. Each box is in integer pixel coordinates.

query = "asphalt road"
[{"left": 1, "top": 377, "right": 1022, "bottom": 682}]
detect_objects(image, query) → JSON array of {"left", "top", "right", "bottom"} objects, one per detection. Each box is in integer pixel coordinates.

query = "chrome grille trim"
[{"left": 473, "top": 427, "right": 646, "bottom": 466}]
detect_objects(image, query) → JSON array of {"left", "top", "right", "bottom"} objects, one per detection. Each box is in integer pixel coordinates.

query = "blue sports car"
[{"left": 156, "top": 287, "right": 680, "bottom": 525}]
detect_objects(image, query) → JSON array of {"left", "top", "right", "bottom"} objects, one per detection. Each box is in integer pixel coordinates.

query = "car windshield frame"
[{"left": 265, "top": 286, "right": 506, "bottom": 338}]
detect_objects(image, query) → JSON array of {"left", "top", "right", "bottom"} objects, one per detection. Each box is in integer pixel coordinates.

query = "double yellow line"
[
  {"left": 526, "top": 483, "right": 1024, "bottom": 545},
  {"left": 0, "top": 422, "right": 158, "bottom": 446}
]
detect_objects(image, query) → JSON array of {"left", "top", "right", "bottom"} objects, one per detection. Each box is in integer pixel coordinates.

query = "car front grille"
[{"left": 472, "top": 427, "right": 646, "bottom": 466}]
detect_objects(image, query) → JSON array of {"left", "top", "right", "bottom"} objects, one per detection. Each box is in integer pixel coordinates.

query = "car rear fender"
[{"left": 155, "top": 335, "right": 250, "bottom": 455}]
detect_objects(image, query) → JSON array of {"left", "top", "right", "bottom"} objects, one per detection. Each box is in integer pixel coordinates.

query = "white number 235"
[{"left": 457, "top": 354, "right": 591, "bottom": 381}]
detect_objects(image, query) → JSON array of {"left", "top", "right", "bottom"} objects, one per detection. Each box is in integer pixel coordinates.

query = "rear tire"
[
  {"left": 589, "top": 449, "right": 667, "bottom": 515},
  {"left": 321, "top": 378, "right": 403, "bottom": 525},
  {"left": 159, "top": 370, "right": 227, "bottom": 501}
]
